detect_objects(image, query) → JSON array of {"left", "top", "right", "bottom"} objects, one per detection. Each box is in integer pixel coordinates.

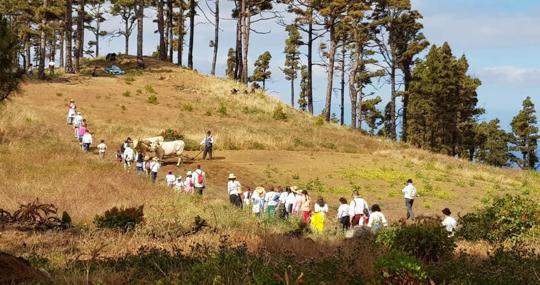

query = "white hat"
[
  {"left": 228, "top": 173, "right": 236, "bottom": 179},
  {"left": 177, "top": 176, "right": 183, "bottom": 180},
  {"left": 186, "top": 171, "right": 192, "bottom": 176},
  {"left": 152, "top": 157, "right": 159, "bottom": 161}
]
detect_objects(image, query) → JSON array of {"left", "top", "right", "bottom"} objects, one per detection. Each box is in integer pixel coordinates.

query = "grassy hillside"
[{"left": 1, "top": 56, "right": 539, "bottom": 283}]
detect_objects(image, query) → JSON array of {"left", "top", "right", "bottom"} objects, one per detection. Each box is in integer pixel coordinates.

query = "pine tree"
[
  {"left": 187, "top": 0, "right": 196, "bottom": 68},
  {"left": 407, "top": 43, "right": 482, "bottom": 156},
  {"left": 0, "top": 15, "right": 21, "bottom": 102},
  {"left": 210, "top": 0, "right": 219, "bottom": 75},
  {"left": 510, "top": 97, "right": 539, "bottom": 170},
  {"left": 111, "top": 0, "right": 137, "bottom": 55},
  {"left": 251, "top": 51, "right": 272, "bottom": 90},
  {"left": 474, "top": 119, "right": 512, "bottom": 167},
  {"left": 226, "top": 48, "right": 236, "bottom": 79},
  {"left": 361, "top": 96, "right": 384, "bottom": 134},
  {"left": 283, "top": 24, "right": 302, "bottom": 108},
  {"left": 86, "top": 0, "right": 107, "bottom": 57}
]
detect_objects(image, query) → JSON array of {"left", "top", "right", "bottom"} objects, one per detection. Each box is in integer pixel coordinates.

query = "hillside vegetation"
[{"left": 0, "top": 57, "right": 539, "bottom": 284}]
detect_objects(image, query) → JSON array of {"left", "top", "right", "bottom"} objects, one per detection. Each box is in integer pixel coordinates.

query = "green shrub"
[
  {"left": 124, "top": 76, "right": 135, "bottom": 85},
  {"left": 160, "top": 128, "right": 183, "bottom": 141},
  {"left": 182, "top": 103, "right": 193, "bottom": 112},
  {"left": 144, "top": 85, "right": 157, "bottom": 94},
  {"left": 272, "top": 105, "right": 287, "bottom": 121},
  {"left": 147, "top": 95, "right": 158, "bottom": 104},
  {"left": 122, "top": 90, "right": 131, "bottom": 97},
  {"left": 94, "top": 206, "right": 144, "bottom": 232},
  {"left": 218, "top": 103, "right": 227, "bottom": 116},
  {"left": 375, "top": 250, "right": 428, "bottom": 284},
  {"left": 382, "top": 223, "right": 456, "bottom": 262},
  {"left": 459, "top": 194, "right": 539, "bottom": 243},
  {"left": 314, "top": 116, "right": 325, "bottom": 126}
]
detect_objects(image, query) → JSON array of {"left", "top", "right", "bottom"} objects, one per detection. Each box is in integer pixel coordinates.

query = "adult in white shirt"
[
  {"left": 367, "top": 204, "right": 388, "bottom": 233},
  {"left": 285, "top": 187, "right": 296, "bottom": 216},
  {"left": 73, "top": 112, "right": 83, "bottom": 138},
  {"left": 192, "top": 165, "right": 206, "bottom": 195},
  {"left": 150, "top": 158, "right": 160, "bottom": 183},
  {"left": 251, "top": 187, "right": 266, "bottom": 216},
  {"left": 122, "top": 145, "right": 135, "bottom": 169},
  {"left": 337, "top": 197, "right": 351, "bottom": 230},
  {"left": 81, "top": 131, "right": 93, "bottom": 152},
  {"left": 227, "top": 173, "right": 242, "bottom": 207},
  {"left": 48, "top": 61, "right": 56, "bottom": 75},
  {"left": 349, "top": 190, "right": 370, "bottom": 227},
  {"left": 402, "top": 179, "right": 417, "bottom": 220},
  {"left": 200, "top": 130, "right": 215, "bottom": 160},
  {"left": 165, "top": 171, "right": 176, "bottom": 188},
  {"left": 67, "top": 99, "right": 77, "bottom": 125},
  {"left": 441, "top": 208, "right": 457, "bottom": 237}
]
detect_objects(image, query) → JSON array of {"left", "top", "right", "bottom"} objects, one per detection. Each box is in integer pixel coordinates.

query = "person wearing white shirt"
[
  {"left": 192, "top": 165, "right": 206, "bottom": 195},
  {"left": 174, "top": 176, "right": 185, "bottom": 192},
  {"left": 122, "top": 146, "right": 135, "bottom": 169},
  {"left": 337, "top": 197, "right": 351, "bottom": 230},
  {"left": 311, "top": 197, "right": 329, "bottom": 233},
  {"left": 73, "top": 112, "right": 83, "bottom": 138},
  {"left": 165, "top": 171, "right": 176, "bottom": 188},
  {"left": 97, "top": 140, "right": 107, "bottom": 159},
  {"left": 285, "top": 188, "right": 296, "bottom": 216},
  {"left": 264, "top": 188, "right": 280, "bottom": 216},
  {"left": 48, "top": 61, "right": 56, "bottom": 75},
  {"left": 441, "top": 208, "right": 457, "bottom": 237},
  {"left": 402, "top": 179, "right": 417, "bottom": 220},
  {"left": 367, "top": 204, "right": 388, "bottom": 233},
  {"left": 242, "top": 187, "right": 252, "bottom": 208},
  {"left": 349, "top": 191, "right": 370, "bottom": 227},
  {"left": 150, "top": 158, "right": 161, "bottom": 183},
  {"left": 81, "top": 131, "right": 93, "bottom": 152},
  {"left": 227, "top": 173, "right": 242, "bottom": 207},
  {"left": 67, "top": 99, "right": 77, "bottom": 125}
]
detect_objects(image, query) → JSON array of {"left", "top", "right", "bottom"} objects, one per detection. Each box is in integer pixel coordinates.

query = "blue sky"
[{"left": 93, "top": 0, "right": 540, "bottom": 129}]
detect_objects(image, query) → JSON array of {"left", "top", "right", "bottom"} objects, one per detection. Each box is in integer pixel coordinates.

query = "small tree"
[
  {"left": 0, "top": 16, "right": 20, "bottom": 102},
  {"left": 251, "top": 51, "right": 272, "bottom": 90},
  {"left": 111, "top": 0, "right": 137, "bottom": 55},
  {"left": 361, "top": 96, "right": 384, "bottom": 134},
  {"left": 298, "top": 65, "right": 308, "bottom": 111},
  {"left": 86, "top": 0, "right": 108, "bottom": 57},
  {"left": 510, "top": 96, "right": 539, "bottom": 169},
  {"left": 226, "top": 48, "right": 236, "bottom": 79},
  {"left": 283, "top": 24, "right": 302, "bottom": 108},
  {"left": 475, "top": 119, "right": 512, "bottom": 167}
]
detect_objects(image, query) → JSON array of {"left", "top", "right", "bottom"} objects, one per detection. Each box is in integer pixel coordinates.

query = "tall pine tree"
[
  {"left": 510, "top": 97, "right": 539, "bottom": 170},
  {"left": 283, "top": 24, "right": 302, "bottom": 108},
  {"left": 251, "top": 51, "right": 272, "bottom": 90}
]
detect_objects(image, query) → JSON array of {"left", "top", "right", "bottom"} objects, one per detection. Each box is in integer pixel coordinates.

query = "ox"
[{"left": 136, "top": 139, "right": 185, "bottom": 166}]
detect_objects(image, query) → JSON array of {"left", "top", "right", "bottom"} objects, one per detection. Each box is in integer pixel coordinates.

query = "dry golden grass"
[{"left": 1, "top": 56, "right": 539, "bottom": 282}]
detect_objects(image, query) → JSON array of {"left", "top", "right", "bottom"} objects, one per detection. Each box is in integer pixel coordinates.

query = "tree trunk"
[
  {"left": 65, "top": 0, "right": 74, "bottom": 73},
  {"left": 324, "top": 25, "right": 337, "bottom": 122},
  {"left": 167, "top": 0, "right": 174, "bottom": 62},
  {"left": 389, "top": 62, "right": 397, "bottom": 139},
  {"left": 59, "top": 30, "right": 64, "bottom": 67},
  {"left": 291, "top": 77, "right": 295, "bottom": 108},
  {"left": 157, "top": 0, "right": 167, "bottom": 61},
  {"left": 136, "top": 0, "right": 144, "bottom": 62},
  {"left": 177, "top": 3, "right": 184, "bottom": 66},
  {"left": 340, "top": 43, "right": 345, "bottom": 126},
  {"left": 188, "top": 0, "right": 195, "bottom": 69},
  {"left": 401, "top": 66, "right": 412, "bottom": 142},
  {"left": 75, "top": 0, "right": 85, "bottom": 72},
  {"left": 234, "top": 1, "right": 243, "bottom": 80},
  {"left": 210, "top": 0, "right": 219, "bottom": 75},
  {"left": 95, "top": 12, "right": 100, "bottom": 57},
  {"left": 25, "top": 40, "right": 31, "bottom": 70},
  {"left": 124, "top": 20, "right": 130, "bottom": 54},
  {"left": 38, "top": 0, "right": 48, "bottom": 79},
  {"left": 307, "top": 9, "right": 313, "bottom": 114},
  {"left": 240, "top": 0, "right": 251, "bottom": 83},
  {"left": 348, "top": 40, "right": 360, "bottom": 129}
]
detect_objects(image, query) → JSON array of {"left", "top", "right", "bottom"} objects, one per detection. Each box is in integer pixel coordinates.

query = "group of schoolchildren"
[
  {"left": 66, "top": 99, "right": 107, "bottom": 155},
  {"left": 227, "top": 175, "right": 458, "bottom": 236}
]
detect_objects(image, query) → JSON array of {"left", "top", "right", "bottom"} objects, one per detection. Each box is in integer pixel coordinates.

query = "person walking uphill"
[
  {"left": 227, "top": 173, "right": 242, "bottom": 207},
  {"left": 402, "top": 179, "right": 417, "bottom": 220},
  {"left": 150, "top": 157, "right": 161, "bottom": 183},
  {"left": 192, "top": 165, "right": 206, "bottom": 195},
  {"left": 349, "top": 191, "right": 370, "bottom": 227},
  {"left": 200, "top": 131, "right": 214, "bottom": 160}
]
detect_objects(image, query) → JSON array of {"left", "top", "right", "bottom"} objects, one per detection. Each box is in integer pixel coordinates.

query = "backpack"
[{"left": 197, "top": 172, "right": 204, "bottom": 184}]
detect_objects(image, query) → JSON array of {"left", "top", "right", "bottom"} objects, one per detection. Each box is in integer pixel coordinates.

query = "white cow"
[
  {"left": 137, "top": 139, "right": 185, "bottom": 166},
  {"left": 133, "top": 136, "right": 164, "bottom": 150}
]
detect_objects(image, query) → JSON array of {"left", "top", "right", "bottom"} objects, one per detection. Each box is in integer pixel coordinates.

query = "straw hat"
[
  {"left": 228, "top": 173, "right": 236, "bottom": 180},
  {"left": 152, "top": 157, "right": 159, "bottom": 161},
  {"left": 144, "top": 155, "right": 150, "bottom": 160},
  {"left": 290, "top": 186, "right": 299, "bottom": 192},
  {"left": 186, "top": 171, "right": 192, "bottom": 176},
  {"left": 255, "top": 186, "right": 265, "bottom": 196}
]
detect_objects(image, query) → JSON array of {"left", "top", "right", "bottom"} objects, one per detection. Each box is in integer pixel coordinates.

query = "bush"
[
  {"left": 182, "top": 103, "right": 193, "bottom": 112},
  {"left": 218, "top": 103, "right": 227, "bottom": 116},
  {"left": 160, "top": 128, "right": 183, "bottom": 141},
  {"left": 147, "top": 95, "right": 158, "bottom": 104},
  {"left": 122, "top": 90, "right": 131, "bottom": 97},
  {"left": 375, "top": 250, "right": 428, "bottom": 285},
  {"left": 144, "top": 85, "right": 157, "bottom": 94},
  {"left": 314, "top": 116, "right": 325, "bottom": 126},
  {"left": 459, "top": 194, "right": 539, "bottom": 243},
  {"left": 381, "top": 222, "right": 456, "bottom": 262},
  {"left": 272, "top": 105, "right": 287, "bottom": 121},
  {"left": 94, "top": 206, "right": 144, "bottom": 232}
]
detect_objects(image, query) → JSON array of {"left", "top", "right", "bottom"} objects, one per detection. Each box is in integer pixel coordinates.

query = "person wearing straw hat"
[
  {"left": 251, "top": 187, "right": 266, "bottom": 216},
  {"left": 150, "top": 157, "right": 161, "bottom": 183},
  {"left": 184, "top": 171, "right": 194, "bottom": 193},
  {"left": 174, "top": 176, "right": 185, "bottom": 192},
  {"left": 227, "top": 173, "right": 242, "bottom": 207}
]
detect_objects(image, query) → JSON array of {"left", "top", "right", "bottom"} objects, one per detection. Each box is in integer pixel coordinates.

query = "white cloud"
[{"left": 480, "top": 66, "right": 540, "bottom": 85}]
